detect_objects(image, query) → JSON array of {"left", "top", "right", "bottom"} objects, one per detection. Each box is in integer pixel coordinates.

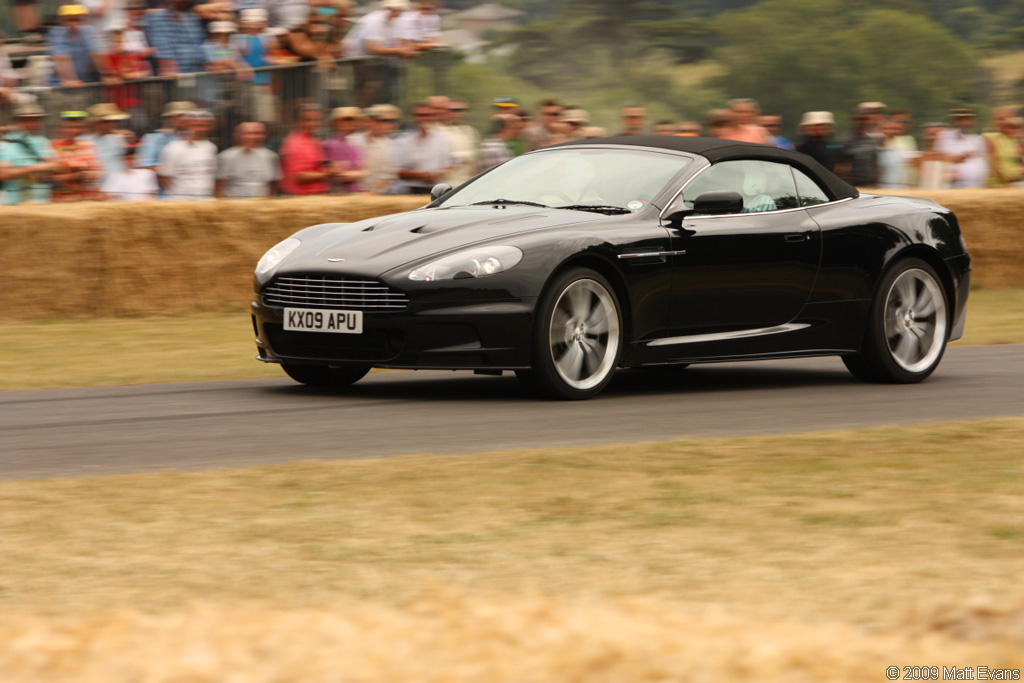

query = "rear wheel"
[
  {"left": 843, "top": 258, "right": 948, "bottom": 383},
  {"left": 281, "top": 363, "right": 371, "bottom": 388},
  {"left": 519, "top": 268, "right": 623, "bottom": 399}
]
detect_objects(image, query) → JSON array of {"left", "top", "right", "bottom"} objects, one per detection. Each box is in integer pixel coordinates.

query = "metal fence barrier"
[{"left": 5, "top": 49, "right": 451, "bottom": 148}]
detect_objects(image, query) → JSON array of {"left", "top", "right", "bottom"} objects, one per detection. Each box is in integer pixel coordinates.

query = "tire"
[
  {"left": 519, "top": 268, "right": 623, "bottom": 399},
  {"left": 281, "top": 363, "right": 371, "bottom": 388},
  {"left": 843, "top": 258, "right": 949, "bottom": 383}
]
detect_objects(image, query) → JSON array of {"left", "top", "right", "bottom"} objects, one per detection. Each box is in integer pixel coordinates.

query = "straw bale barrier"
[{"left": 0, "top": 189, "right": 1020, "bottom": 321}]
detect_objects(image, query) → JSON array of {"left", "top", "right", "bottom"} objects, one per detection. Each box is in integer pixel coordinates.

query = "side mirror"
[
  {"left": 693, "top": 190, "right": 744, "bottom": 215},
  {"left": 430, "top": 183, "right": 453, "bottom": 202}
]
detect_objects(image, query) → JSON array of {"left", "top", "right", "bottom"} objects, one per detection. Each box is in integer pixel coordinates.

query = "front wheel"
[
  {"left": 520, "top": 268, "right": 623, "bottom": 399},
  {"left": 843, "top": 258, "right": 949, "bottom": 383},
  {"left": 281, "top": 363, "right": 370, "bottom": 388}
]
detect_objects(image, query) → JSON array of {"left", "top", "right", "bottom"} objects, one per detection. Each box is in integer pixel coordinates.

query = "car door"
[{"left": 666, "top": 159, "right": 822, "bottom": 335}]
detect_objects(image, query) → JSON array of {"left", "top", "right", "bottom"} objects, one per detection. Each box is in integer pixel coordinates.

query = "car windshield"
[{"left": 438, "top": 147, "right": 693, "bottom": 213}]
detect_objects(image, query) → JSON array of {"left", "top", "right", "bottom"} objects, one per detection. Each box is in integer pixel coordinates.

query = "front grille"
[
  {"left": 265, "top": 324, "right": 403, "bottom": 362},
  {"left": 263, "top": 275, "right": 409, "bottom": 311}
]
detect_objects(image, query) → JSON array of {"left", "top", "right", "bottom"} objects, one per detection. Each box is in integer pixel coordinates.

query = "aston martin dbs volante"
[{"left": 252, "top": 136, "right": 970, "bottom": 399}]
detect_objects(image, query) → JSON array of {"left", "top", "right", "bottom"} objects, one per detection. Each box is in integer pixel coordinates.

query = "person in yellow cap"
[{"left": 49, "top": 4, "right": 119, "bottom": 88}]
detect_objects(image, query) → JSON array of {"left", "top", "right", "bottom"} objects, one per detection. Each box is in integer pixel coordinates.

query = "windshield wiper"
[
  {"left": 471, "top": 199, "right": 550, "bottom": 208},
  {"left": 555, "top": 204, "right": 631, "bottom": 215}
]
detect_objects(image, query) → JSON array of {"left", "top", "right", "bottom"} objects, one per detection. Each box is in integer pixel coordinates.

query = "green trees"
[{"left": 711, "top": 0, "right": 978, "bottom": 123}]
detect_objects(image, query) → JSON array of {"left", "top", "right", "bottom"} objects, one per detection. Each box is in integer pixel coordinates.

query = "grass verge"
[
  {"left": 0, "top": 419, "right": 1022, "bottom": 681},
  {"left": 0, "top": 288, "right": 1021, "bottom": 392}
]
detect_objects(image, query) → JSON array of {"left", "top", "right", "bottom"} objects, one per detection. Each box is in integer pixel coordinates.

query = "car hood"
[{"left": 279, "top": 206, "right": 605, "bottom": 277}]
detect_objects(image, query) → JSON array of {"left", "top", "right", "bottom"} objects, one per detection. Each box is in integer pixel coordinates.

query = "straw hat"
[
  {"left": 89, "top": 102, "right": 131, "bottom": 122},
  {"left": 161, "top": 101, "right": 196, "bottom": 118},
  {"left": 329, "top": 106, "right": 364, "bottom": 121}
]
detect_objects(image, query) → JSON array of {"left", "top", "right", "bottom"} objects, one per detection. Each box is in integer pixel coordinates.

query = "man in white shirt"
[
  {"left": 439, "top": 97, "right": 479, "bottom": 186},
  {"left": 352, "top": 103, "right": 401, "bottom": 193},
  {"left": 344, "top": 0, "right": 414, "bottom": 58},
  {"left": 215, "top": 121, "right": 281, "bottom": 198},
  {"left": 397, "top": 0, "right": 441, "bottom": 52},
  {"left": 395, "top": 100, "right": 452, "bottom": 194},
  {"left": 345, "top": 0, "right": 415, "bottom": 106},
  {"left": 935, "top": 107, "right": 988, "bottom": 188},
  {"left": 158, "top": 109, "right": 218, "bottom": 201}
]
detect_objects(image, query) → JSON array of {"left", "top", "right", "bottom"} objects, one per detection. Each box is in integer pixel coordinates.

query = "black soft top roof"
[{"left": 554, "top": 135, "right": 859, "bottom": 201}]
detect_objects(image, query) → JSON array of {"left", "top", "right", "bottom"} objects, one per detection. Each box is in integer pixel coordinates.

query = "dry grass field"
[
  {"left": 1, "top": 419, "right": 1023, "bottom": 681},
  {"left": 0, "top": 287, "right": 1019, "bottom": 391}
]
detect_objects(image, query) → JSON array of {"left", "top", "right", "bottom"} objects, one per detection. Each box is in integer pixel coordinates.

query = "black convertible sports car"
[{"left": 252, "top": 136, "right": 970, "bottom": 399}]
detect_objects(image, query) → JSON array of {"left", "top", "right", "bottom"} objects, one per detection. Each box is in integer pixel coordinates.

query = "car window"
[
  {"left": 682, "top": 160, "right": 801, "bottom": 215},
  {"left": 792, "top": 167, "right": 831, "bottom": 206},
  {"left": 440, "top": 148, "right": 692, "bottom": 212}
]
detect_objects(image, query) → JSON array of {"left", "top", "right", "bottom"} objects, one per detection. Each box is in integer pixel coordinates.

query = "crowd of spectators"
[
  {"left": 0, "top": 0, "right": 445, "bottom": 119},
  {"left": 2, "top": 93, "right": 1023, "bottom": 205}
]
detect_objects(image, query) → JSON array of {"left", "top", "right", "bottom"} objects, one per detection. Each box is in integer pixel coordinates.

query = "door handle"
[{"left": 784, "top": 234, "right": 807, "bottom": 243}]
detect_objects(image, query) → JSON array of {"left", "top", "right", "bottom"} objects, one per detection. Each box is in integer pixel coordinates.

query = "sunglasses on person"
[{"left": 449, "top": 107, "right": 468, "bottom": 112}]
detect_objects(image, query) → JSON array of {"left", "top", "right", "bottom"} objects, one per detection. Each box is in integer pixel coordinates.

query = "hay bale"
[
  {"left": 0, "top": 196, "right": 424, "bottom": 321},
  {"left": 0, "top": 189, "right": 1020, "bottom": 322}
]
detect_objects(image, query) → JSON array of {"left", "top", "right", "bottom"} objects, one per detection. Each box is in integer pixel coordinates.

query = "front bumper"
[{"left": 252, "top": 297, "right": 537, "bottom": 370}]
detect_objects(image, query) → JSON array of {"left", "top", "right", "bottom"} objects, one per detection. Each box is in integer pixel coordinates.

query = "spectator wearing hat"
[
  {"left": 394, "top": 100, "right": 452, "bottom": 194},
  {"left": 397, "top": 0, "right": 442, "bottom": 53},
  {"left": 51, "top": 110, "right": 103, "bottom": 202},
  {"left": 280, "top": 103, "right": 331, "bottom": 195},
  {"left": 202, "top": 20, "right": 248, "bottom": 109},
  {"left": 144, "top": 0, "right": 207, "bottom": 78},
  {"left": 795, "top": 111, "right": 838, "bottom": 172},
  {"left": 49, "top": 4, "right": 119, "bottom": 88},
  {"left": 935, "top": 108, "right": 988, "bottom": 188},
  {"left": 158, "top": 109, "right": 218, "bottom": 200},
  {"left": 235, "top": 9, "right": 278, "bottom": 124},
  {"left": 561, "top": 108, "right": 589, "bottom": 140},
  {"left": 102, "top": 142, "right": 159, "bottom": 200},
  {"left": 136, "top": 101, "right": 194, "bottom": 176},
  {"left": 324, "top": 106, "right": 366, "bottom": 194},
  {"left": 345, "top": 0, "right": 417, "bottom": 106},
  {"left": 82, "top": 102, "right": 131, "bottom": 185},
  {"left": 836, "top": 108, "right": 881, "bottom": 187},
  {"left": 478, "top": 114, "right": 517, "bottom": 173},
  {"left": 215, "top": 121, "right": 281, "bottom": 198},
  {"left": 0, "top": 103, "right": 57, "bottom": 205},
  {"left": 352, "top": 104, "right": 400, "bottom": 193}
]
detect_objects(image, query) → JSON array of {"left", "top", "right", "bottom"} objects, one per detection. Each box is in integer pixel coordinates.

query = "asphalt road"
[{"left": 1, "top": 344, "right": 1022, "bottom": 481}]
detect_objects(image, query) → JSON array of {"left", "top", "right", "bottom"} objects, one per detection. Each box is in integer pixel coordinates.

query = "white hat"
[
  {"left": 239, "top": 8, "right": 268, "bottom": 23},
  {"left": 382, "top": 0, "right": 411, "bottom": 10},
  {"left": 800, "top": 111, "right": 835, "bottom": 127},
  {"left": 209, "top": 21, "right": 237, "bottom": 33}
]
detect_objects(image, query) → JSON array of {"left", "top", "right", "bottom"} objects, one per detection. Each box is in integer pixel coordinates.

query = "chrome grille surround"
[{"left": 263, "top": 275, "right": 409, "bottom": 311}]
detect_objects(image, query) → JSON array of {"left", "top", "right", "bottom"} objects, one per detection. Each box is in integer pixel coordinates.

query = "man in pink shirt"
[{"left": 280, "top": 103, "right": 331, "bottom": 195}]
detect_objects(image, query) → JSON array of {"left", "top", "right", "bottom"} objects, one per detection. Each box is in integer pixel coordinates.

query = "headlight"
[
  {"left": 408, "top": 246, "right": 523, "bottom": 282},
  {"left": 255, "top": 237, "right": 301, "bottom": 276}
]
